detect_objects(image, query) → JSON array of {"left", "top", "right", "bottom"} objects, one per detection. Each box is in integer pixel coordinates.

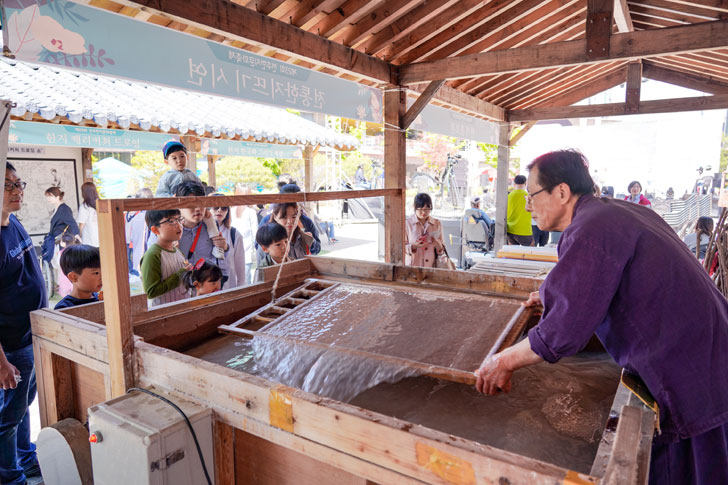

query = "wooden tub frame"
[{"left": 31, "top": 192, "right": 655, "bottom": 484}]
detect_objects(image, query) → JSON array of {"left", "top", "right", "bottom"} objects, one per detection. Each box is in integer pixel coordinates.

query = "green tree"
[
  {"left": 215, "top": 156, "right": 278, "bottom": 193},
  {"left": 130, "top": 151, "right": 169, "bottom": 193},
  {"left": 721, "top": 133, "right": 728, "bottom": 174}
]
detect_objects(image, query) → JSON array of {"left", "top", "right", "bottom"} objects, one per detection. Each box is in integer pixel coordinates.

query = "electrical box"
[{"left": 88, "top": 390, "right": 214, "bottom": 485}]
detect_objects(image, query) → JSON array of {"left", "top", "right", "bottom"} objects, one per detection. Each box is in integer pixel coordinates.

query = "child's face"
[
  {"left": 165, "top": 150, "right": 188, "bottom": 171},
  {"left": 263, "top": 239, "right": 288, "bottom": 262},
  {"left": 70, "top": 267, "right": 103, "bottom": 293},
  {"left": 194, "top": 279, "right": 221, "bottom": 296},
  {"left": 153, "top": 215, "right": 184, "bottom": 242},
  {"left": 180, "top": 207, "right": 205, "bottom": 227}
]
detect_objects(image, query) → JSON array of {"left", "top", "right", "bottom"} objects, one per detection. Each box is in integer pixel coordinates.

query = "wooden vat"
[{"left": 31, "top": 257, "right": 654, "bottom": 484}]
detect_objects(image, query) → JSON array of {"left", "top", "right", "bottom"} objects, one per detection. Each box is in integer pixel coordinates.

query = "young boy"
[
  {"left": 54, "top": 245, "right": 103, "bottom": 309},
  {"left": 156, "top": 141, "right": 224, "bottom": 259},
  {"left": 141, "top": 209, "right": 191, "bottom": 307},
  {"left": 255, "top": 222, "right": 289, "bottom": 269}
]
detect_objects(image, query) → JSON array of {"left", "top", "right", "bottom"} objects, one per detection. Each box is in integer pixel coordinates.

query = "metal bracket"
[{"left": 150, "top": 449, "right": 185, "bottom": 472}]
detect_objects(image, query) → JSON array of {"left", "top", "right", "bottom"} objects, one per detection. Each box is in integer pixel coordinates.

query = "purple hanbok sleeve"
[{"left": 528, "top": 232, "right": 627, "bottom": 363}]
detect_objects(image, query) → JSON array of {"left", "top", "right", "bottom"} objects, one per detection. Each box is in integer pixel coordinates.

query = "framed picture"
[{"left": 9, "top": 157, "right": 79, "bottom": 236}]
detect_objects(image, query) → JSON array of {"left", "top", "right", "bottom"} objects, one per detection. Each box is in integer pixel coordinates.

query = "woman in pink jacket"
[
  {"left": 404, "top": 193, "right": 448, "bottom": 267},
  {"left": 624, "top": 180, "right": 651, "bottom": 207}
]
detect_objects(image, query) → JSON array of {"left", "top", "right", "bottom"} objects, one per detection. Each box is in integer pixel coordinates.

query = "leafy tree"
[
  {"left": 419, "top": 133, "right": 464, "bottom": 173},
  {"left": 130, "top": 151, "right": 168, "bottom": 193},
  {"left": 215, "top": 156, "right": 278, "bottom": 193},
  {"left": 721, "top": 134, "right": 728, "bottom": 174}
]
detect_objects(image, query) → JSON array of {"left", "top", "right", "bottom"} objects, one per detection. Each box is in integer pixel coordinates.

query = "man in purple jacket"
[{"left": 475, "top": 150, "right": 728, "bottom": 485}]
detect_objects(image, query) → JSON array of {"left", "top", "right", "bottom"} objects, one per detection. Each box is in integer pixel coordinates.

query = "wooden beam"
[
  {"left": 494, "top": 123, "right": 510, "bottom": 253},
  {"left": 384, "top": 87, "right": 406, "bottom": 265},
  {"left": 602, "top": 405, "right": 643, "bottom": 484},
  {"left": 81, "top": 148, "right": 94, "bottom": 183},
  {"left": 587, "top": 0, "right": 614, "bottom": 60},
  {"left": 399, "top": 19, "right": 728, "bottom": 83},
  {"left": 111, "top": 0, "right": 393, "bottom": 83},
  {"left": 509, "top": 121, "right": 536, "bottom": 147},
  {"left": 96, "top": 199, "right": 135, "bottom": 396},
  {"left": 116, "top": 188, "right": 401, "bottom": 211},
  {"left": 412, "top": 84, "right": 506, "bottom": 121},
  {"left": 613, "top": 0, "right": 633, "bottom": 32},
  {"left": 401, "top": 80, "right": 445, "bottom": 129},
  {"left": 625, "top": 60, "right": 642, "bottom": 112},
  {"left": 642, "top": 61, "right": 728, "bottom": 94},
  {"left": 214, "top": 420, "right": 235, "bottom": 485},
  {"left": 508, "top": 93, "right": 728, "bottom": 121}
]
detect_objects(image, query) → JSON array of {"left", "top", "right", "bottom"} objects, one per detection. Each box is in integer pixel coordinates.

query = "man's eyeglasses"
[
  {"left": 212, "top": 207, "right": 228, "bottom": 211},
  {"left": 525, "top": 187, "right": 547, "bottom": 203},
  {"left": 4, "top": 181, "right": 27, "bottom": 192},
  {"left": 156, "top": 217, "right": 184, "bottom": 227}
]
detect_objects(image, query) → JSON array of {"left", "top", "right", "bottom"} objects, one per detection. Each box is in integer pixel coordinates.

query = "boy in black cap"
[{"left": 156, "top": 141, "right": 224, "bottom": 259}]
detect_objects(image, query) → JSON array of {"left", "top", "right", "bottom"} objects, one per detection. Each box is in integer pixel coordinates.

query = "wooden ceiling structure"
[{"left": 83, "top": 0, "right": 728, "bottom": 127}]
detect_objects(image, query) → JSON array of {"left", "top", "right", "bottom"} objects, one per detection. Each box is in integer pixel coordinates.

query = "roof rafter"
[
  {"left": 642, "top": 60, "right": 728, "bottom": 93},
  {"left": 400, "top": 19, "right": 728, "bottom": 84}
]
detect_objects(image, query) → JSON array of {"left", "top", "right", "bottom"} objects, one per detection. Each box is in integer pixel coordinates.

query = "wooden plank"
[
  {"left": 509, "top": 93, "right": 728, "bottom": 120},
  {"left": 519, "top": 65, "right": 627, "bottom": 110},
  {"left": 234, "top": 428, "right": 369, "bottom": 485},
  {"left": 393, "top": 264, "right": 540, "bottom": 297},
  {"left": 401, "top": 80, "right": 445, "bottom": 130},
  {"left": 625, "top": 60, "right": 642, "bottom": 112},
  {"left": 413, "top": 84, "right": 506, "bottom": 121},
  {"left": 109, "top": 0, "right": 392, "bottom": 83},
  {"left": 214, "top": 419, "right": 235, "bottom": 485},
  {"left": 587, "top": 0, "right": 614, "bottom": 60},
  {"left": 31, "top": 310, "right": 111, "bottom": 364},
  {"left": 33, "top": 337, "right": 109, "bottom": 375},
  {"left": 308, "top": 256, "right": 395, "bottom": 281},
  {"left": 70, "top": 362, "right": 107, "bottom": 424},
  {"left": 32, "top": 338, "right": 51, "bottom": 428},
  {"left": 117, "top": 188, "right": 401, "bottom": 211},
  {"left": 224, "top": 326, "right": 478, "bottom": 385},
  {"left": 399, "top": 19, "right": 728, "bottom": 83},
  {"left": 384, "top": 87, "right": 406, "bottom": 265},
  {"left": 34, "top": 346, "right": 75, "bottom": 426},
  {"left": 602, "top": 405, "right": 643, "bottom": 485},
  {"left": 494, "top": 123, "right": 510, "bottom": 253},
  {"left": 613, "top": 0, "right": 634, "bottom": 32},
  {"left": 97, "top": 199, "right": 135, "bottom": 397},
  {"left": 642, "top": 60, "right": 728, "bottom": 94}
]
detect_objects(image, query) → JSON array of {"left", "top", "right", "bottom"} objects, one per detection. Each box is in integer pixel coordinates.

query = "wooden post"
[
  {"left": 181, "top": 135, "right": 198, "bottom": 175},
  {"left": 384, "top": 86, "right": 406, "bottom": 265},
  {"left": 494, "top": 123, "right": 511, "bottom": 253},
  {"left": 207, "top": 155, "right": 218, "bottom": 188},
  {"left": 97, "top": 199, "right": 135, "bottom": 396},
  {"left": 625, "top": 61, "right": 642, "bottom": 113},
  {"left": 586, "top": 0, "right": 614, "bottom": 59},
  {"left": 303, "top": 144, "right": 315, "bottom": 214},
  {"left": 81, "top": 148, "right": 94, "bottom": 183}
]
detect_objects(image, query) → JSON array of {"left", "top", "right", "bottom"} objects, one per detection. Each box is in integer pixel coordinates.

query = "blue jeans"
[
  {"left": 319, "top": 222, "right": 335, "bottom": 241},
  {"left": 0, "top": 344, "right": 38, "bottom": 485}
]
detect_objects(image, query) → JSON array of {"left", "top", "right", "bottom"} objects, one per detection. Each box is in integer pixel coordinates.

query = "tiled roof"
[{"left": 0, "top": 57, "right": 357, "bottom": 150}]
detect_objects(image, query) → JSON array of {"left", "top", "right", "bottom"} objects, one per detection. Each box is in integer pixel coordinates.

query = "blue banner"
[
  {"left": 4, "top": 0, "right": 383, "bottom": 123},
  {"left": 410, "top": 102, "right": 499, "bottom": 144},
  {"left": 9, "top": 121, "right": 302, "bottom": 158}
]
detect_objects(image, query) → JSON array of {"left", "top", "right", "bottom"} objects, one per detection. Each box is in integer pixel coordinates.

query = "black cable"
[{"left": 127, "top": 387, "right": 213, "bottom": 485}]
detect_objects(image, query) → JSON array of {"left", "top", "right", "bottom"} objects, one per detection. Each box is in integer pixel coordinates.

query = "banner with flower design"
[{"left": 3, "top": 0, "right": 383, "bottom": 123}]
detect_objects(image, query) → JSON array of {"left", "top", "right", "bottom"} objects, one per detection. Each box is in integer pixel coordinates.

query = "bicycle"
[{"left": 408, "top": 154, "right": 464, "bottom": 209}]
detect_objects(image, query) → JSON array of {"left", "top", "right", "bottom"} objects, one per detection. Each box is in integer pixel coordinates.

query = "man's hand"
[
  {"left": 475, "top": 353, "right": 513, "bottom": 395},
  {"left": 474, "top": 337, "right": 543, "bottom": 396},
  {"left": 0, "top": 359, "right": 20, "bottom": 391},
  {"left": 523, "top": 291, "right": 542, "bottom": 307}
]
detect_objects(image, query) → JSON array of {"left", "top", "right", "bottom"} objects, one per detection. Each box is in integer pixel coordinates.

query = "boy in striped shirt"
[{"left": 141, "top": 210, "right": 191, "bottom": 307}]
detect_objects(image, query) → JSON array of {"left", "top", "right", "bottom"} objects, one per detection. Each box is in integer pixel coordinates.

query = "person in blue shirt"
[
  {"left": 1, "top": 162, "right": 46, "bottom": 485},
  {"left": 54, "top": 245, "right": 102, "bottom": 310}
]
